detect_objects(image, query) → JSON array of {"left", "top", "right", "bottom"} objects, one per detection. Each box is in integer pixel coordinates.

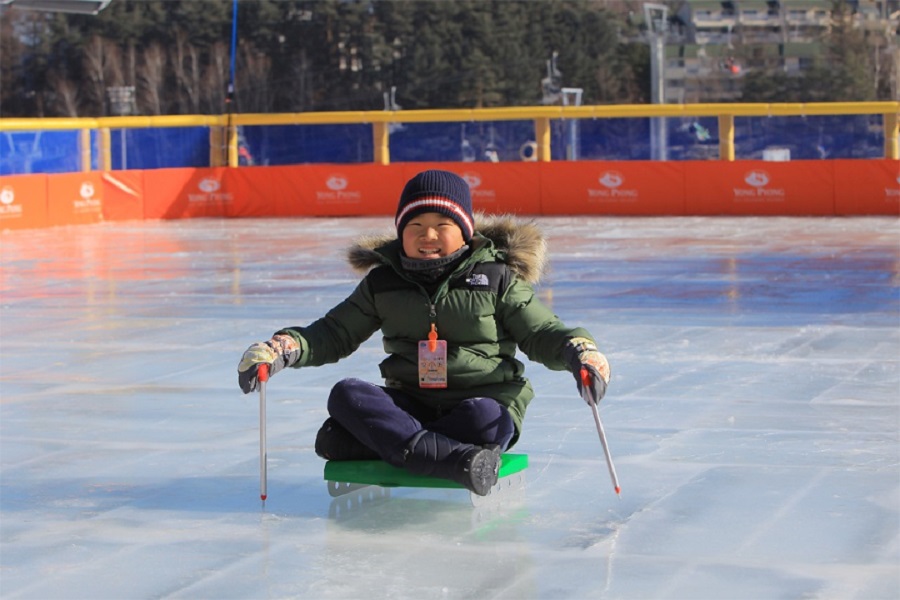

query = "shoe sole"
[{"left": 468, "top": 447, "right": 502, "bottom": 496}]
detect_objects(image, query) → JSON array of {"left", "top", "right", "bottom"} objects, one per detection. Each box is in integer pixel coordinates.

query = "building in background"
[{"left": 632, "top": 0, "right": 899, "bottom": 103}]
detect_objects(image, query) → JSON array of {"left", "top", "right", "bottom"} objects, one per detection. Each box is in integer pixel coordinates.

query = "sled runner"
[{"left": 324, "top": 453, "right": 528, "bottom": 506}]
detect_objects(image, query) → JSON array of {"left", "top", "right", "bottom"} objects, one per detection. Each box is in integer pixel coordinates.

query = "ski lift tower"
[
  {"left": 644, "top": 2, "right": 668, "bottom": 161},
  {"left": 106, "top": 86, "right": 136, "bottom": 169},
  {"left": 542, "top": 53, "right": 583, "bottom": 160},
  {"left": 561, "top": 87, "right": 583, "bottom": 161}
]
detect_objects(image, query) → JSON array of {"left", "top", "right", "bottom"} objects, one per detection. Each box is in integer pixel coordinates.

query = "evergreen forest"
[{"left": 0, "top": 0, "right": 892, "bottom": 118}]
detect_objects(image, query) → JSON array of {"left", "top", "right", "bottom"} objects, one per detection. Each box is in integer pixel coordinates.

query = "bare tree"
[
  {"left": 872, "top": 28, "right": 899, "bottom": 101},
  {"left": 82, "top": 35, "right": 106, "bottom": 114},
  {"left": 239, "top": 44, "right": 272, "bottom": 113},
  {"left": 82, "top": 36, "right": 125, "bottom": 115},
  {"left": 48, "top": 71, "right": 79, "bottom": 116},
  {"left": 138, "top": 43, "right": 166, "bottom": 115},
  {"left": 105, "top": 40, "right": 124, "bottom": 88},
  {"left": 173, "top": 29, "right": 201, "bottom": 113},
  {"left": 125, "top": 41, "right": 137, "bottom": 90},
  {"left": 202, "top": 41, "right": 229, "bottom": 113},
  {"left": 290, "top": 48, "right": 312, "bottom": 112}
]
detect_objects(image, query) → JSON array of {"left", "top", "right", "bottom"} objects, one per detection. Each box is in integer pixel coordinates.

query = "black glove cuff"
[{"left": 563, "top": 337, "right": 598, "bottom": 371}]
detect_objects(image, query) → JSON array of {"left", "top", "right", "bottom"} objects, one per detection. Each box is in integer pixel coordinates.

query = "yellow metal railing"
[{"left": 1, "top": 102, "right": 897, "bottom": 172}]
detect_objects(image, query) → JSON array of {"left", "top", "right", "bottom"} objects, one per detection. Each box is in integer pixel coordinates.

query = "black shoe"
[
  {"left": 400, "top": 431, "right": 501, "bottom": 496},
  {"left": 458, "top": 444, "right": 502, "bottom": 496},
  {"left": 315, "top": 418, "right": 379, "bottom": 461}
]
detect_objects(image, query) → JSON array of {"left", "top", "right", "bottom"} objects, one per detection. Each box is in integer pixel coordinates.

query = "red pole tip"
[
  {"left": 615, "top": 487, "right": 621, "bottom": 495},
  {"left": 260, "top": 494, "right": 267, "bottom": 501},
  {"left": 258, "top": 363, "right": 269, "bottom": 382}
]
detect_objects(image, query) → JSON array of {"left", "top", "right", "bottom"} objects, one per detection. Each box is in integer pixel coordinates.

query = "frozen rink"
[{"left": 1, "top": 215, "right": 898, "bottom": 600}]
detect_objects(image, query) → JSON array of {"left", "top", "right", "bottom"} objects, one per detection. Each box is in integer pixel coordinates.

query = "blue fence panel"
[
  {"left": 390, "top": 122, "right": 468, "bottom": 162},
  {"left": 570, "top": 114, "right": 884, "bottom": 161},
  {"left": 670, "top": 116, "right": 721, "bottom": 160},
  {"left": 111, "top": 127, "right": 209, "bottom": 170},
  {"left": 0, "top": 113, "right": 889, "bottom": 174},
  {"left": 556, "top": 117, "right": 723, "bottom": 161},
  {"left": 240, "top": 124, "right": 372, "bottom": 166},
  {"left": 735, "top": 115, "right": 883, "bottom": 160},
  {"left": 0, "top": 130, "right": 81, "bottom": 175},
  {"left": 571, "top": 118, "right": 651, "bottom": 161},
  {"left": 389, "top": 121, "right": 536, "bottom": 164}
]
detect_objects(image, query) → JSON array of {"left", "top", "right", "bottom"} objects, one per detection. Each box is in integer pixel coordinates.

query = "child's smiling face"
[{"left": 401, "top": 212, "right": 466, "bottom": 260}]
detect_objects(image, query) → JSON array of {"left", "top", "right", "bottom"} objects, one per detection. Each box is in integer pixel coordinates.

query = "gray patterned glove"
[
  {"left": 563, "top": 337, "right": 610, "bottom": 406},
  {"left": 238, "top": 334, "right": 301, "bottom": 393}
]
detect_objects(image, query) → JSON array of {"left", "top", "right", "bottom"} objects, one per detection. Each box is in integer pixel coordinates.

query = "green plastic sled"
[{"left": 324, "top": 453, "right": 528, "bottom": 494}]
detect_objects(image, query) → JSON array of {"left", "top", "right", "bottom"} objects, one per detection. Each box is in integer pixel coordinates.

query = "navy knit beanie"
[{"left": 395, "top": 170, "right": 474, "bottom": 241}]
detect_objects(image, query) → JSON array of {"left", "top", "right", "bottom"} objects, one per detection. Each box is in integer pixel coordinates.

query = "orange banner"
[
  {"left": 303, "top": 164, "right": 405, "bottom": 216},
  {"left": 143, "top": 167, "right": 231, "bottom": 219},
  {"left": 833, "top": 159, "right": 900, "bottom": 215},
  {"left": 538, "top": 161, "right": 686, "bottom": 215},
  {"left": 226, "top": 164, "right": 406, "bottom": 218},
  {"left": 0, "top": 174, "right": 47, "bottom": 230},
  {"left": 47, "top": 172, "right": 104, "bottom": 227},
  {"left": 101, "top": 171, "right": 145, "bottom": 221},
  {"left": 399, "top": 162, "right": 543, "bottom": 215},
  {"left": 224, "top": 165, "right": 304, "bottom": 217},
  {"left": 14, "top": 159, "right": 894, "bottom": 231},
  {"left": 684, "top": 160, "right": 834, "bottom": 215}
]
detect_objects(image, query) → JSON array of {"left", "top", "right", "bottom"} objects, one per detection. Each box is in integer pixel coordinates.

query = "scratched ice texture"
[{"left": 1, "top": 216, "right": 898, "bottom": 599}]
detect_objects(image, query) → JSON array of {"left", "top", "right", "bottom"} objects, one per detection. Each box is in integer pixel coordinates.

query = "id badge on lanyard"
[{"left": 418, "top": 323, "right": 447, "bottom": 388}]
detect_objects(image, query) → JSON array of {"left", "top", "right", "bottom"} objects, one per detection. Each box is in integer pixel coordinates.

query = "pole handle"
[{"left": 580, "top": 367, "right": 591, "bottom": 389}]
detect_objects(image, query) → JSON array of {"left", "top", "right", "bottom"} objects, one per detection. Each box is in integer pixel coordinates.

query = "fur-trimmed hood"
[{"left": 347, "top": 213, "right": 548, "bottom": 284}]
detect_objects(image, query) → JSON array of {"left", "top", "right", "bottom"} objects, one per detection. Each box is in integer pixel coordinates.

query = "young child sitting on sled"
[{"left": 238, "top": 169, "right": 610, "bottom": 496}]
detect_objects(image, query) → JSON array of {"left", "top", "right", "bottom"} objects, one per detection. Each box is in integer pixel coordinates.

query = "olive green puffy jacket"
[{"left": 278, "top": 215, "right": 594, "bottom": 446}]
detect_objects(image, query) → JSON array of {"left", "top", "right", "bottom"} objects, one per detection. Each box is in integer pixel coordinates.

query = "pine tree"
[
  {"left": 820, "top": 0, "right": 876, "bottom": 101},
  {"left": 3, "top": 0, "right": 886, "bottom": 117}
]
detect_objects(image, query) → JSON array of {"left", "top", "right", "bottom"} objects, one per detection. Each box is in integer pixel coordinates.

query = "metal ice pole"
[
  {"left": 258, "top": 363, "right": 269, "bottom": 501},
  {"left": 644, "top": 3, "right": 669, "bottom": 162},
  {"left": 581, "top": 368, "right": 621, "bottom": 495}
]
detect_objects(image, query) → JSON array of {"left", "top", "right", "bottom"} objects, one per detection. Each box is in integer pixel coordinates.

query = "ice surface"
[{"left": 1, "top": 216, "right": 898, "bottom": 599}]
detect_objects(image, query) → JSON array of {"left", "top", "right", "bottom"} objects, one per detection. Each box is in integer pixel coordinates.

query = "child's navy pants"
[{"left": 326, "top": 377, "right": 515, "bottom": 465}]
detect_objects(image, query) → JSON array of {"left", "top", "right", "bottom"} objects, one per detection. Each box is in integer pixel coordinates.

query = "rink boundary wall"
[
  {"left": 1, "top": 160, "right": 898, "bottom": 230},
  {"left": 2, "top": 101, "right": 899, "bottom": 169}
]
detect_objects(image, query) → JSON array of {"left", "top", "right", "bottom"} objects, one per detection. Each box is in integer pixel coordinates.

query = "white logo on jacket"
[{"left": 466, "top": 273, "right": 489, "bottom": 286}]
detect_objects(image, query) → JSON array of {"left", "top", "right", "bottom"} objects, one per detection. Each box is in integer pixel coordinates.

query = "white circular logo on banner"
[
  {"left": 80, "top": 182, "right": 95, "bottom": 198},
  {"left": 199, "top": 178, "right": 220, "bottom": 193},
  {"left": 326, "top": 176, "right": 348, "bottom": 191},
  {"left": 462, "top": 173, "right": 482, "bottom": 188},
  {"left": 0, "top": 186, "right": 14, "bottom": 205},
  {"left": 599, "top": 172, "right": 624, "bottom": 189},
  {"left": 745, "top": 171, "right": 769, "bottom": 187}
]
